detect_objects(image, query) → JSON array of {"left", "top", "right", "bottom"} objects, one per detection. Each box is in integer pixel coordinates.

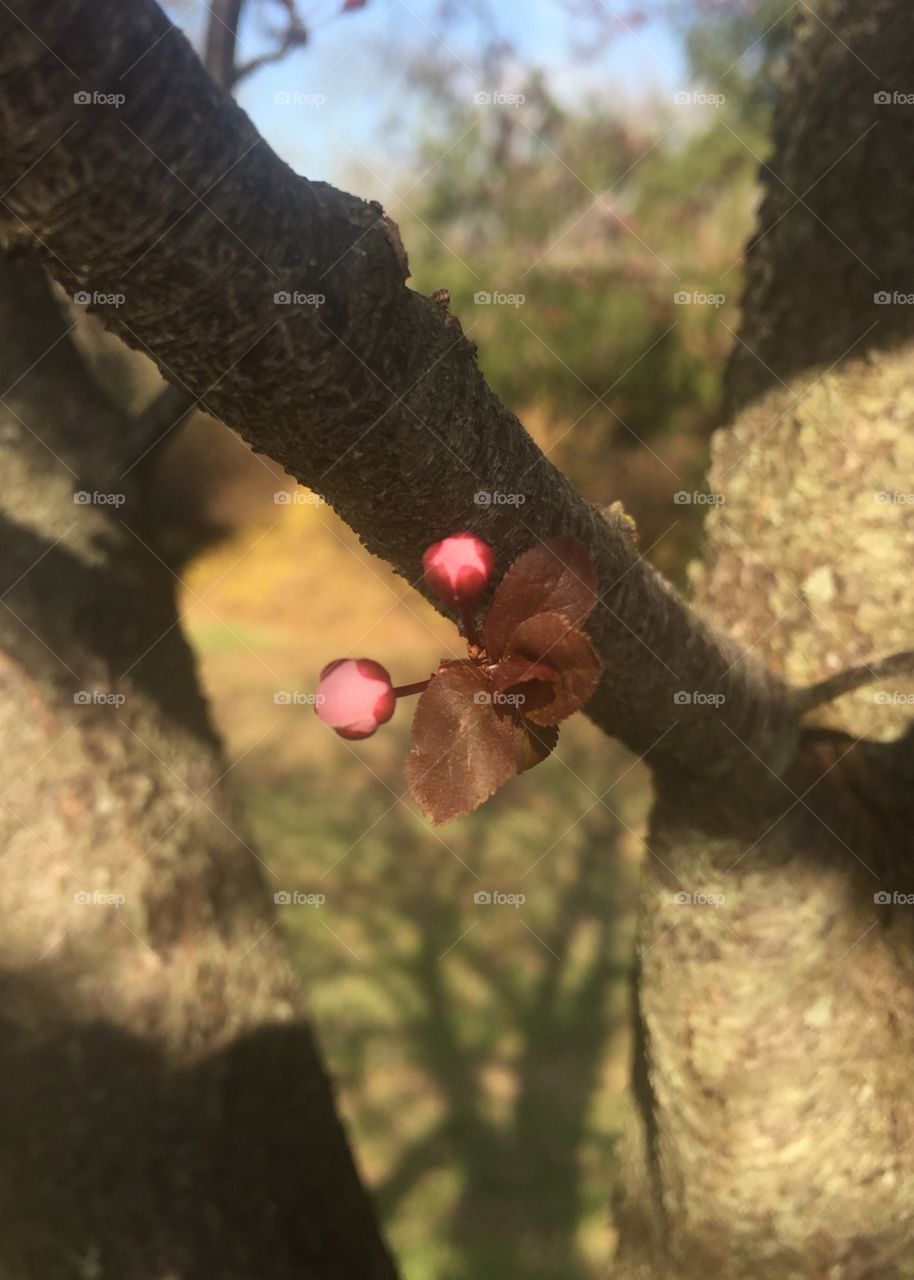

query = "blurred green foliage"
[{"left": 398, "top": 0, "right": 796, "bottom": 528}]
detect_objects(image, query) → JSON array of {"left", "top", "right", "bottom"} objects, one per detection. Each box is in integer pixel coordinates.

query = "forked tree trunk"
[
  {"left": 0, "top": 262, "right": 398, "bottom": 1277},
  {"left": 613, "top": 3, "right": 914, "bottom": 1274}
]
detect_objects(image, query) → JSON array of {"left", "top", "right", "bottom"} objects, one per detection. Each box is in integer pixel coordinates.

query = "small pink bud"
[
  {"left": 422, "top": 532, "right": 494, "bottom": 606},
  {"left": 315, "top": 658, "right": 396, "bottom": 740}
]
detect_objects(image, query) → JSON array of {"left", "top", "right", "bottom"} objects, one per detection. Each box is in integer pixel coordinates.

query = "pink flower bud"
[
  {"left": 315, "top": 658, "right": 396, "bottom": 740},
  {"left": 422, "top": 532, "right": 494, "bottom": 606}
]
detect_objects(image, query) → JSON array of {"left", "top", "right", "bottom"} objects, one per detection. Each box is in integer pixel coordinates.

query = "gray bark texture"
[
  {"left": 0, "top": 183, "right": 398, "bottom": 1280},
  {"left": 614, "top": 2, "right": 914, "bottom": 1275},
  {"left": 0, "top": 0, "right": 912, "bottom": 1276}
]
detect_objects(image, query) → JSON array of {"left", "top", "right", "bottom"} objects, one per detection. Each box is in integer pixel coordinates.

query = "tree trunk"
[
  {"left": 0, "top": 260, "right": 398, "bottom": 1276},
  {"left": 613, "top": 3, "right": 914, "bottom": 1274}
]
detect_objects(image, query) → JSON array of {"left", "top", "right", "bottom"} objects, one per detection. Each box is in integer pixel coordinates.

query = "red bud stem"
[{"left": 392, "top": 679, "right": 431, "bottom": 698}]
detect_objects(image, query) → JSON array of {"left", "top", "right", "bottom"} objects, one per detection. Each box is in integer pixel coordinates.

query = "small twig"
[
  {"left": 392, "top": 679, "right": 430, "bottom": 698},
  {"left": 791, "top": 650, "right": 914, "bottom": 715},
  {"left": 202, "top": 0, "right": 244, "bottom": 89},
  {"left": 232, "top": 23, "right": 308, "bottom": 87},
  {"left": 124, "top": 384, "right": 196, "bottom": 470},
  {"left": 204, "top": 0, "right": 308, "bottom": 91}
]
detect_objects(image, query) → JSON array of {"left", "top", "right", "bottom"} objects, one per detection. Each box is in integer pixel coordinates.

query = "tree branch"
[
  {"left": 0, "top": 0, "right": 797, "bottom": 783},
  {"left": 128, "top": 0, "right": 290, "bottom": 471},
  {"left": 201, "top": 0, "right": 308, "bottom": 90},
  {"left": 202, "top": 0, "right": 244, "bottom": 88},
  {"left": 130, "top": 0, "right": 245, "bottom": 460},
  {"left": 232, "top": 8, "right": 309, "bottom": 87},
  {"left": 791, "top": 650, "right": 914, "bottom": 717},
  {"left": 125, "top": 381, "right": 197, "bottom": 471}
]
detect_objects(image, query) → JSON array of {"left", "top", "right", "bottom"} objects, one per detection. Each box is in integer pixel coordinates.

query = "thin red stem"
[{"left": 392, "top": 679, "right": 430, "bottom": 698}]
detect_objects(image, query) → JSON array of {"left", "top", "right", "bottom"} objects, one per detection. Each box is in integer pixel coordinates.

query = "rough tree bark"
[
  {"left": 0, "top": 0, "right": 912, "bottom": 1276},
  {"left": 614, "top": 3, "right": 914, "bottom": 1275},
  {"left": 0, "top": 200, "right": 397, "bottom": 1280}
]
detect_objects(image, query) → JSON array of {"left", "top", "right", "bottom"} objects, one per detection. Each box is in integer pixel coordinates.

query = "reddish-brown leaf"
[
  {"left": 500, "top": 612, "right": 602, "bottom": 725},
  {"left": 490, "top": 657, "right": 556, "bottom": 693},
  {"left": 405, "top": 664, "right": 516, "bottom": 824},
  {"left": 483, "top": 536, "right": 599, "bottom": 660},
  {"left": 514, "top": 718, "right": 559, "bottom": 773}
]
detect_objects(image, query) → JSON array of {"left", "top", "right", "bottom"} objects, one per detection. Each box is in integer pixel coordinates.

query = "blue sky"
[{"left": 173, "top": 0, "right": 687, "bottom": 191}]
